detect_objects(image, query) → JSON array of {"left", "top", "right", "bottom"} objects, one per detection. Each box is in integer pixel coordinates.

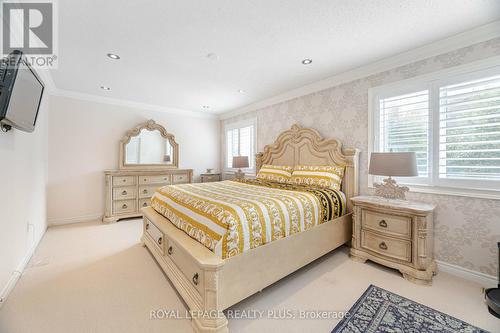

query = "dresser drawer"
[
  {"left": 172, "top": 173, "right": 190, "bottom": 184},
  {"left": 139, "top": 198, "right": 151, "bottom": 209},
  {"left": 144, "top": 218, "right": 165, "bottom": 255},
  {"left": 362, "top": 210, "right": 411, "bottom": 239},
  {"left": 139, "top": 185, "right": 161, "bottom": 198},
  {"left": 112, "top": 176, "right": 136, "bottom": 186},
  {"left": 139, "top": 175, "right": 171, "bottom": 185},
  {"left": 113, "top": 200, "right": 136, "bottom": 214},
  {"left": 361, "top": 230, "right": 411, "bottom": 263},
  {"left": 166, "top": 239, "right": 204, "bottom": 294},
  {"left": 112, "top": 186, "right": 137, "bottom": 200}
]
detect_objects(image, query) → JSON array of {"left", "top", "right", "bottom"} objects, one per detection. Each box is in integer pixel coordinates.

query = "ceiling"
[{"left": 49, "top": 0, "right": 500, "bottom": 115}]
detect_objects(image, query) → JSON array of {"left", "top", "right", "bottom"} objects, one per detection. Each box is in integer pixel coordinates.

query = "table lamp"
[
  {"left": 232, "top": 156, "right": 249, "bottom": 179},
  {"left": 369, "top": 152, "right": 418, "bottom": 200}
]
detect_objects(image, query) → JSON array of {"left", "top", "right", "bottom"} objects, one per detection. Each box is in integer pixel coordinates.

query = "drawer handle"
[
  {"left": 122, "top": 190, "right": 127, "bottom": 195},
  {"left": 143, "top": 189, "right": 148, "bottom": 194},
  {"left": 122, "top": 179, "right": 126, "bottom": 182},
  {"left": 192, "top": 273, "right": 199, "bottom": 286},
  {"left": 379, "top": 220, "right": 387, "bottom": 228},
  {"left": 144, "top": 178, "right": 147, "bottom": 181},
  {"left": 168, "top": 246, "right": 173, "bottom": 255},
  {"left": 122, "top": 204, "right": 128, "bottom": 209},
  {"left": 158, "top": 237, "right": 163, "bottom": 245},
  {"left": 379, "top": 242, "right": 388, "bottom": 250},
  {"left": 145, "top": 223, "right": 149, "bottom": 230},
  {"left": 143, "top": 202, "right": 148, "bottom": 207}
]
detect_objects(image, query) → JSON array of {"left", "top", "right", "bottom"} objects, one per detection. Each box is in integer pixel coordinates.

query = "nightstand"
[
  {"left": 350, "top": 195, "right": 437, "bottom": 285},
  {"left": 200, "top": 173, "right": 221, "bottom": 183}
]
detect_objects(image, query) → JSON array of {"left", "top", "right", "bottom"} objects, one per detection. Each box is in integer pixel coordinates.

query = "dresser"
[
  {"left": 350, "top": 196, "right": 437, "bottom": 285},
  {"left": 103, "top": 169, "right": 192, "bottom": 223},
  {"left": 200, "top": 173, "right": 221, "bottom": 182}
]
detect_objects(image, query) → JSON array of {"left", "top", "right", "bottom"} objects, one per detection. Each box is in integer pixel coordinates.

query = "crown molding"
[
  {"left": 219, "top": 20, "right": 500, "bottom": 120},
  {"left": 50, "top": 89, "right": 218, "bottom": 119}
]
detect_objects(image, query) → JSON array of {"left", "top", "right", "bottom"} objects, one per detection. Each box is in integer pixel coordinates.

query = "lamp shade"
[
  {"left": 369, "top": 152, "right": 418, "bottom": 177},
  {"left": 232, "top": 156, "right": 249, "bottom": 169}
]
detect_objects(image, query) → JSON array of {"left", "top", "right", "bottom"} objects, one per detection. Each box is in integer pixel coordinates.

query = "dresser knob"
[
  {"left": 379, "top": 220, "right": 387, "bottom": 228},
  {"left": 158, "top": 237, "right": 163, "bottom": 245},
  {"left": 143, "top": 202, "right": 148, "bottom": 207},
  {"left": 145, "top": 223, "right": 149, "bottom": 230},
  {"left": 192, "top": 273, "right": 199, "bottom": 286},
  {"left": 122, "top": 190, "right": 127, "bottom": 195},
  {"left": 168, "top": 246, "right": 173, "bottom": 255},
  {"left": 122, "top": 204, "right": 127, "bottom": 209},
  {"left": 379, "top": 242, "right": 388, "bottom": 250},
  {"left": 144, "top": 178, "right": 147, "bottom": 181}
]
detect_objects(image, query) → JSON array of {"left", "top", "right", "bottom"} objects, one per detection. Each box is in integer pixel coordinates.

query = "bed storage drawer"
[
  {"left": 361, "top": 230, "right": 411, "bottom": 263},
  {"left": 139, "top": 175, "right": 171, "bottom": 185},
  {"left": 113, "top": 200, "right": 136, "bottom": 214},
  {"left": 166, "top": 239, "right": 204, "bottom": 294},
  {"left": 145, "top": 218, "right": 165, "bottom": 255}
]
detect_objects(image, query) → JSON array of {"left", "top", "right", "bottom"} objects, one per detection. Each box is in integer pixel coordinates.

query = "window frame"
[
  {"left": 224, "top": 118, "right": 257, "bottom": 174},
  {"left": 368, "top": 56, "right": 500, "bottom": 199}
]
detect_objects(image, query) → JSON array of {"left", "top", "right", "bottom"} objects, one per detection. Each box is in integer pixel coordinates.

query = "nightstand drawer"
[
  {"left": 361, "top": 230, "right": 411, "bottom": 263},
  {"left": 362, "top": 210, "right": 411, "bottom": 239}
]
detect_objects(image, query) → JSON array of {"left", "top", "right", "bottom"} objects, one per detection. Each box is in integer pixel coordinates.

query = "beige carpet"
[{"left": 0, "top": 219, "right": 498, "bottom": 333}]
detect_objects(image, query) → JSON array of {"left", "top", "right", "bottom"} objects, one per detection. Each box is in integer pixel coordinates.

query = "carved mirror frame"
[{"left": 119, "top": 119, "right": 179, "bottom": 170}]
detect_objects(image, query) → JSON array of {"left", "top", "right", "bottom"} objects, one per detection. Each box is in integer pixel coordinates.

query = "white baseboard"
[
  {"left": 436, "top": 260, "right": 497, "bottom": 288},
  {"left": 48, "top": 213, "right": 103, "bottom": 226},
  {"left": 0, "top": 226, "right": 47, "bottom": 308}
]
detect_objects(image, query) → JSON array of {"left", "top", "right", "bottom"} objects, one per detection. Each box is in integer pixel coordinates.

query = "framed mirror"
[{"left": 119, "top": 119, "right": 179, "bottom": 169}]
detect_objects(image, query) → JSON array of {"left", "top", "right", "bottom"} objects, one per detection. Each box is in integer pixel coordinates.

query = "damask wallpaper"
[{"left": 221, "top": 37, "right": 500, "bottom": 277}]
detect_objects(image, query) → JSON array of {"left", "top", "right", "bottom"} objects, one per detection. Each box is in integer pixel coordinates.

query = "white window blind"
[
  {"left": 226, "top": 124, "right": 255, "bottom": 169},
  {"left": 378, "top": 90, "right": 430, "bottom": 177},
  {"left": 439, "top": 74, "right": 500, "bottom": 181}
]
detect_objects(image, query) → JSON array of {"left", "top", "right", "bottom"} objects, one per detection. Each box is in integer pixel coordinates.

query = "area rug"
[{"left": 332, "top": 285, "right": 489, "bottom": 333}]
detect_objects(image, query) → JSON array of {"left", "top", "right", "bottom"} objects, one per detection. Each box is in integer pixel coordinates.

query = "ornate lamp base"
[
  {"left": 373, "top": 177, "right": 409, "bottom": 200},
  {"left": 234, "top": 169, "right": 245, "bottom": 180}
]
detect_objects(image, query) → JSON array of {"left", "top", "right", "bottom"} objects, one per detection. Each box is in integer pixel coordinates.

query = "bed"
[{"left": 141, "top": 124, "right": 359, "bottom": 333}]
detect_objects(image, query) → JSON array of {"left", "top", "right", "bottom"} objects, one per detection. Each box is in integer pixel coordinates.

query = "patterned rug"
[{"left": 332, "top": 285, "right": 489, "bottom": 333}]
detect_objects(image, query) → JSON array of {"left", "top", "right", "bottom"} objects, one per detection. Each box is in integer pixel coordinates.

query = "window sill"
[{"left": 368, "top": 183, "right": 500, "bottom": 201}]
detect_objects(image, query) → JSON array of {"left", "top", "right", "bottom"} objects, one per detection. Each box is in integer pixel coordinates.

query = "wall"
[
  {"left": 47, "top": 96, "right": 220, "bottom": 224},
  {"left": 0, "top": 95, "right": 49, "bottom": 303},
  {"left": 221, "top": 37, "right": 500, "bottom": 278}
]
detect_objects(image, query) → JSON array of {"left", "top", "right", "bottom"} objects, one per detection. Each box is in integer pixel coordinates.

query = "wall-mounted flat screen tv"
[{"left": 0, "top": 50, "right": 45, "bottom": 133}]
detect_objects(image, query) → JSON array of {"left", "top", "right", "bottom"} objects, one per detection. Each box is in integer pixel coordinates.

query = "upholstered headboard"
[{"left": 256, "top": 124, "right": 359, "bottom": 212}]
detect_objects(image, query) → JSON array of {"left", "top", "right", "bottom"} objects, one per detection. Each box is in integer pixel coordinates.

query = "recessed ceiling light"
[
  {"left": 302, "top": 59, "right": 312, "bottom": 65},
  {"left": 202, "top": 105, "right": 210, "bottom": 109},
  {"left": 100, "top": 86, "right": 111, "bottom": 91},
  {"left": 237, "top": 89, "right": 245, "bottom": 93},
  {"left": 206, "top": 53, "right": 219, "bottom": 60},
  {"left": 107, "top": 53, "right": 120, "bottom": 60}
]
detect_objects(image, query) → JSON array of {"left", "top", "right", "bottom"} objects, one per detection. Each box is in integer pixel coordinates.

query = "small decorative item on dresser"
[
  {"left": 350, "top": 195, "right": 437, "bottom": 285},
  {"left": 200, "top": 172, "right": 221, "bottom": 183},
  {"left": 369, "top": 152, "right": 418, "bottom": 200},
  {"left": 232, "top": 156, "right": 249, "bottom": 179},
  {"left": 206, "top": 168, "right": 213, "bottom": 174}
]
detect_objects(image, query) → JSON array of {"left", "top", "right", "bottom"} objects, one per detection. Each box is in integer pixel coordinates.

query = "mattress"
[{"left": 151, "top": 179, "right": 346, "bottom": 259}]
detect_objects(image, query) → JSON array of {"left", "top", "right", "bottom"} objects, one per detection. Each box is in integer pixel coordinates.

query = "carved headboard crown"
[{"left": 256, "top": 124, "right": 359, "bottom": 212}]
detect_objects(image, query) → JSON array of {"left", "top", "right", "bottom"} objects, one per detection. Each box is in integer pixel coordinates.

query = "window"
[
  {"left": 225, "top": 119, "right": 256, "bottom": 171},
  {"left": 370, "top": 61, "right": 500, "bottom": 195}
]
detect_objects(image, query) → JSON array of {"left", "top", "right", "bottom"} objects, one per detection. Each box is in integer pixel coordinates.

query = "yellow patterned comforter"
[{"left": 151, "top": 179, "right": 346, "bottom": 259}]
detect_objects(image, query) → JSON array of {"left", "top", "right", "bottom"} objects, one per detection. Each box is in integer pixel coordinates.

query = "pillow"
[
  {"left": 290, "top": 165, "right": 344, "bottom": 190},
  {"left": 256, "top": 164, "right": 293, "bottom": 184}
]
